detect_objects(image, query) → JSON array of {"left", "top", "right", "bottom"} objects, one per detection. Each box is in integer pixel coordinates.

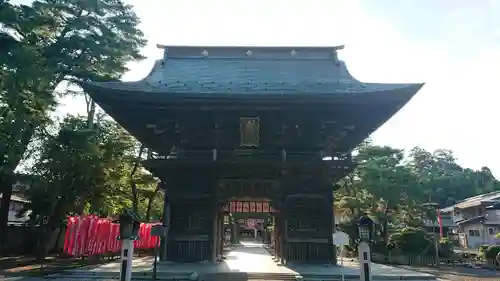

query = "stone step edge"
[
  {"left": 53, "top": 272, "right": 295, "bottom": 277},
  {"left": 45, "top": 276, "right": 435, "bottom": 281},
  {"left": 50, "top": 271, "right": 193, "bottom": 275},
  {"left": 48, "top": 274, "right": 435, "bottom": 281},
  {"left": 303, "top": 277, "right": 436, "bottom": 281},
  {"left": 47, "top": 276, "right": 192, "bottom": 280},
  {"left": 48, "top": 272, "right": 196, "bottom": 279}
]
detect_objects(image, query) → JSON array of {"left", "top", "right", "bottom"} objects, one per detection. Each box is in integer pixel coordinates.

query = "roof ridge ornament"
[
  {"left": 332, "top": 48, "right": 342, "bottom": 65},
  {"left": 331, "top": 45, "right": 344, "bottom": 64}
]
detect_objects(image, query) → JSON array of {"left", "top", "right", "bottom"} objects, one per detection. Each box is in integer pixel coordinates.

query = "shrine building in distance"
[{"left": 80, "top": 45, "right": 424, "bottom": 264}]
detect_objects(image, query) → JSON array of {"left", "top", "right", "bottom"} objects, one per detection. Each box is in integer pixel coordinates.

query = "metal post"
[
  {"left": 151, "top": 224, "right": 168, "bottom": 281},
  {"left": 153, "top": 238, "right": 159, "bottom": 281},
  {"left": 119, "top": 239, "right": 134, "bottom": 281},
  {"left": 358, "top": 242, "right": 372, "bottom": 281}
]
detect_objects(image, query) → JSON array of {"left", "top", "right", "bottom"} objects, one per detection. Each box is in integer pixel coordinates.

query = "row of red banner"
[
  {"left": 223, "top": 201, "right": 277, "bottom": 213},
  {"left": 63, "top": 215, "right": 159, "bottom": 257}
]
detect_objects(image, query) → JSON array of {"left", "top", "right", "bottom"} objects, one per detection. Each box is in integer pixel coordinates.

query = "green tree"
[
  {"left": 335, "top": 144, "right": 500, "bottom": 249},
  {"left": 28, "top": 115, "right": 160, "bottom": 258},
  {"left": 0, "top": 0, "right": 146, "bottom": 253},
  {"left": 337, "top": 145, "right": 423, "bottom": 243}
]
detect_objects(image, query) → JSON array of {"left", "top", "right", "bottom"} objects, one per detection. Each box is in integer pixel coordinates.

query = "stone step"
[
  {"left": 199, "top": 272, "right": 299, "bottom": 281},
  {"left": 48, "top": 270, "right": 196, "bottom": 280},
  {"left": 47, "top": 271, "right": 436, "bottom": 281},
  {"left": 300, "top": 273, "right": 437, "bottom": 281}
]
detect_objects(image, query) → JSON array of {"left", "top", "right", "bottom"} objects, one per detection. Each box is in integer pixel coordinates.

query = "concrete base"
[{"left": 48, "top": 241, "right": 437, "bottom": 281}]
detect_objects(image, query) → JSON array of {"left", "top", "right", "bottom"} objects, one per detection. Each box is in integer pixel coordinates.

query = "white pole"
[
  {"left": 119, "top": 239, "right": 134, "bottom": 281},
  {"left": 340, "top": 245, "right": 344, "bottom": 267},
  {"left": 358, "top": 242, "right": 372, "bottom": 281}
]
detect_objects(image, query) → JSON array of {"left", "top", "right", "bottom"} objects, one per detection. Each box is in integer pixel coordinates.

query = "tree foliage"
[
  {"left": 0, "top": 0, "right": 146, "bottom": 254},
  {"left": 29, "top": 115, "right": 162, "bottom": 219},
  {"left": 336, "top": 140, "right": 500, "bottom": 248}
]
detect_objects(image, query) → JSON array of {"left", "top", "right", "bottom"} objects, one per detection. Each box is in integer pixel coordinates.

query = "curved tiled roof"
[{"left": 82, "top": 45, "right": 424, "bottom": 97}]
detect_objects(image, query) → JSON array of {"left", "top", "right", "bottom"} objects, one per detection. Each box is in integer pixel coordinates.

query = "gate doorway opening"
[{"left": 218, "top": 200, "right": 277, "bottom": 260}]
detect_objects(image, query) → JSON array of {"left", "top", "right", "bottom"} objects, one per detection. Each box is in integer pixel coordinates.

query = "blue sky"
[{"left": 15, "top": 0, "right": 500, "bottom": 175}]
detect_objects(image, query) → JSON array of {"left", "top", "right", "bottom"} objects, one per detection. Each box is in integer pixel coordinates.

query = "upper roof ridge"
[{"left": 156, "top": 45, "right": 345, "bottom": 60}]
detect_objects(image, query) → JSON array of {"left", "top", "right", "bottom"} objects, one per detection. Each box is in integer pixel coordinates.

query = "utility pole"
[{"left": 423, "top": 202, "right": 440, "bottom": 267}]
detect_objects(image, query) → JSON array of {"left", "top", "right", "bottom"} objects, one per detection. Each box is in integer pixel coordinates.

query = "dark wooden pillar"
[
  {"left": 271, "top": 214, "right": 278, "bottom": 260},
  {"left": 277, "top": 212, "right": 285, "bottom": 264},
  {"left": 274, "top": 216, "right": 280, "bottom": 261},
  {"left": 231, "top": 220, "right": 238, "bottom": 244},
  {"left": 214, "top": 210, "right": 223, "bottom": 261},
  {"left": 283, "top": 209, "right": 289, "bottom": 264},
  {"left": 160, "top": 186, "right": 170, "bottom": 261},
  {"left": 218, "top": 212, "right": 224, "bottom": 260},
  {"left": 210, "top": 207, "right": 218, "bottom": 263}
]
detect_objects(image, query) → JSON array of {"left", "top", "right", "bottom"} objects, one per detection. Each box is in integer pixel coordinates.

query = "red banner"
[
  {"left": 63, "top": 215, "right": 159, "bottom": 257},
  {"left": 437, "top": 209, "right": 443, "bottom": 238},
  {"left": 228, "top": 201, "right": 275, "bottom": 213}
]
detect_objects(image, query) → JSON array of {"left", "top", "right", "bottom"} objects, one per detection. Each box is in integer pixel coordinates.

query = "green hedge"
[
  {"left": 437, "top": 238, "right": 454, "bottom": 258},
  {"left": 479, "top": 244, "right": 490, "bottom": 260},
  {"left": 484, "top": 245, "right": 500, "bottom": 260},
  {"left": 389, "top": 227, "right": 433, "bottom": 255}
]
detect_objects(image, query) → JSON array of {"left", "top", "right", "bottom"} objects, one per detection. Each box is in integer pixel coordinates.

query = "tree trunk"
[
  {"left": 131, "top": 183, "right": 138, "bottom": 213},
  {"left": 145, "top": 184, "right": 160, "bottom": 221},
  {"left": 85, "top": 95, "right": 96, "bottom": 128},
  {"left": 130, "top": 144, "right": 145, "bottom": 213},
  {"left": 0, "top": 174, "right": 13, "bottom": 255},
  {"left": 0, "top": 119, "right": 34, "bottom": 254},
  {"left": 36, "top": 201, "right": 65, "bottom": 261},
  {"left": 382, "top": 208, "right": 390, "bottom": 244}
]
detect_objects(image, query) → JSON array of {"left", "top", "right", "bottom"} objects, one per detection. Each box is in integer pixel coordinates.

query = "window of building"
[
  {"left": 488, "top": 228, "right": 496, "bottom": 235},
  {"left": 468, "top": 229, "right": 481, "bottom": 237}
]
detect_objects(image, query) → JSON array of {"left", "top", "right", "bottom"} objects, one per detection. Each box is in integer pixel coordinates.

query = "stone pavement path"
[
  {"left": 26, "top": 241, "right": 436, "bottom": 280},
  {"left": 222, "top": 240, "right": 293, "bottom": 273}
]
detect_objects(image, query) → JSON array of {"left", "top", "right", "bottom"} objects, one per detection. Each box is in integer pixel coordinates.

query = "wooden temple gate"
[{"left": 81, "top": 45, "right": 422, "bottom": 265}]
